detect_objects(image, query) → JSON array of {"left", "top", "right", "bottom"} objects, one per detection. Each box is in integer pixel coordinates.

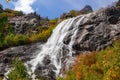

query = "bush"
[
  {"left": 4, "top": 34, "right": 15, "bottom": 46},
  {"left": 8, "top": 58, "right": 30, "bottom": 80},
  {"left": 30, "top": 26, "right": 54, "bottom": 42},
  {"left": 69, "top": 10, "right": 79, "bottom": 16},
  {"left": 3, "top": 34, "right": 30, "bottom": 47},
  {"left": 14, "top": 34, "right": 30, "bottom": 45}
]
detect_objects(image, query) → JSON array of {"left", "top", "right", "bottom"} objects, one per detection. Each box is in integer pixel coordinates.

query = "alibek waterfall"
[{"left": 29, "top": 14, "right": 91, "bottom": 78}]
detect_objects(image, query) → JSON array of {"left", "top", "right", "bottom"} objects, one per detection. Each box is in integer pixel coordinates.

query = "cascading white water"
[{"left": 29, "top": 13, "right": 92, "bottom": 78}]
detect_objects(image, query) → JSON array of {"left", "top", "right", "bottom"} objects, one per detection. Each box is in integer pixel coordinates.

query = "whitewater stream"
[{"left": 27, "top": 13, "right": 92, "bottom": 79}]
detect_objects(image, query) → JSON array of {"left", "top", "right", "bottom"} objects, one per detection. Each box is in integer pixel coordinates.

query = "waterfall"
[{"left": 29, "top": 13, "right": 92, "bottom": 78}]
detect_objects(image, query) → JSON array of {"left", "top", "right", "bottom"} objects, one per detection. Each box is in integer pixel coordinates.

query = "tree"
[{"left": 0, "top": 4, "right": 3, "bottom": 11}]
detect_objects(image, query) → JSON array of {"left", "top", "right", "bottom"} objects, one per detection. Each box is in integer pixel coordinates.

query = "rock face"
[
  {"left": 66, "top": 6, "right": 120, "bottom": 53},
  {"left": 0, "top": 42, "right": 42, "bottom": 77},
  {"left": 8, "top": 13, "right": 49, "bottom": 35}
]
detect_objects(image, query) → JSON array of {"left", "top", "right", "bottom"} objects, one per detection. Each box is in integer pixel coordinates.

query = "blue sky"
[{"left": 0, "top": 0, "right": 118, "bottom": 19}]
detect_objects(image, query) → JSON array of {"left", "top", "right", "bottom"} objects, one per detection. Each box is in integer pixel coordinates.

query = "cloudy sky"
[{"left": 0, "top": 0, "right": 118, "bottom": 19}]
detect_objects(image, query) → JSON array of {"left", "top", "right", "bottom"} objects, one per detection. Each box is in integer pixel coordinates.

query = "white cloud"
[{"left": 14, "top": 0, "right": 36, "bottom": 14}]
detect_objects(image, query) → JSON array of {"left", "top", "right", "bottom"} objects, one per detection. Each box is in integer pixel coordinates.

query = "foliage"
[
  {"left": 8, "top": 58, "right": 30, "bottom": 80},
  {"left": 4, "top": 8, "right": 23, "bottom": 16},
  {"left": 49, "top": 18, "right": 58, "bottom": 26},
  {"left": 30, "top": 25, "right": 55, "bottom": 42},
  {"left": 57, "top": 77, "right": 65, "bottom": 80},
  {"left": 0, "top": 77, "right": 2, "bottom": 80},
  {"left": 2, "top": 26, "right": 55, "bottom": 48},
  {"left": 69, "top": 10, "right": 79, "bottom": 16},
  {"left": 4, "top": 34, "right": 30, "bottom": 47},
  {"left": 0, "top": 6, "right": 57, "bottom": 50},
  {"left": 4, "top": 34, "right": 15, "bottom": 46},
  {"left": 0, "top": 16, "right": 56, "bottom": 50},
  {"left": 64, "top": 39, "right": 120, "bottom": 80}
]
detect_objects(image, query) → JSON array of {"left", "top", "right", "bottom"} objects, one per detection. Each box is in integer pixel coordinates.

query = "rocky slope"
[
  {"left": 0, "top": 1, "right": 120, "bottom": 80},
  {"left": 8, "top": 13, "right": 49, "bottom": 35},
  {"left": 70, "top": 6, "right": 120, "bottom": 53},
  {"left": 0, "top": 5, "right": 50, "bottom": 51},
  {"left": 0, "top": 5, "right": 49, "bottom": 35}
]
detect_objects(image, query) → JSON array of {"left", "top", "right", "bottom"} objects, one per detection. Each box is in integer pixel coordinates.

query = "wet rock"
[
  {"left": 0, "top": 42, "right": 42, "bottom": 77},
  {"left": 42, "top": 55, "right": 51, "bottom": 65},
  {"left": 64, "top": 5, "right": 120, "bottom": 53},
  {"left": 35, "top": 63, "right": 56, "bottom": 80},
  {"left": 63, "top": 33, "right": 72, "bottom": 44}
]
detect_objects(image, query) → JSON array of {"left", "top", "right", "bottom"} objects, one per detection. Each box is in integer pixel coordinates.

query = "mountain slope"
[{"left": 0, "top": 1, "right": 120, "bottom": 80}]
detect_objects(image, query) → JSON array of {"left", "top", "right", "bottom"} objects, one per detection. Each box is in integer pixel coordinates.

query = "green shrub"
[
  {"left": 69, "top": 10, "right": 79, "bottom": 16},
  {"left": 66, "top": 71, "right": 76, "bottom": 80},
  {"left": 0, "top": 77, "right": 2, "bottom": 80},
  {"left": 30, "top": 26, "right": 54, "bottom": 42},
  {"left": 57, "top": 77, "right": 65, "bottom": 80},
  {"left": 4, "top": 34, "right": 15, "bottom": 46},
  {"left": 14, "top": 34, "right": 30, "bottom": 45},
  {"left": 8, "top": 58, "right": 30, "bottom": 80}
]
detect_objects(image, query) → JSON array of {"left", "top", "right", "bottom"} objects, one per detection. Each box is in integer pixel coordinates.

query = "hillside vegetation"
[
  {"left": 0, "top": 5, "right": 57, "bottom": 50},
  {"left": 59, "top": 39, "right": 120, "bottom": 80}
]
